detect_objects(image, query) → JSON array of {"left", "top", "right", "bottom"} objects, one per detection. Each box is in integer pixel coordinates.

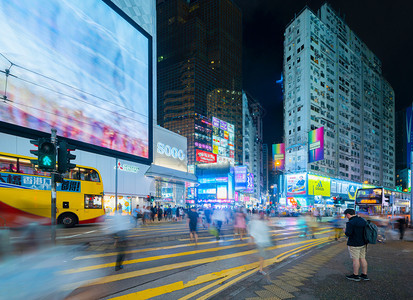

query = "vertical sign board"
[
  {"left": 272, "top": 143, "right": 285, "bottom": 170},
  {"left": 407, "top": 107, "right": 413, "bottom": 166},
  {"left": 308, "top": 127, "right": 324, "bottom": 163},
  {"left": 234, "top": 166, "right": 248, "bottom": 191}
]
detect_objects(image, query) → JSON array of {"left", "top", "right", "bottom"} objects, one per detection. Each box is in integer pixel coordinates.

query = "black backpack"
[{"left": 364, "top": 220, "right": 378, "bottom": 244}]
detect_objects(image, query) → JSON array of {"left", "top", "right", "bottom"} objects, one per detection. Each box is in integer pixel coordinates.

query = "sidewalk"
[{"left": 213, "top": 230, "right": 413, "bottom": 300}]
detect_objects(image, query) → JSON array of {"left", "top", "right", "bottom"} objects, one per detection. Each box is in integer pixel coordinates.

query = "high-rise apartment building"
[
  {"left": 283, "top": 3, "right": 395, "bottom": 188},
  {"left": 242, "top": 91, "right": 264, "bottom": 201},
  {"left": 157, "top": 0, "right": 242, "bottom": 165}
]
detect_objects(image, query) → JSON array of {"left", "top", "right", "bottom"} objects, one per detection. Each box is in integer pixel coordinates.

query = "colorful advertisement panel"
[
  {"left": 196, "top": 150, "right": 217, "bottom": 163},
  {"left": 308, "top": 127, "right": 324, "bottom": 163},
  {"left": 212, "top": 116, "right": 235, "bottom": 164},
  {"left": 246, "top": 173, "right": 254, "bottom": 193},
  {"left": 286, "top": 173, "right": 307, "bottom": 196},
  {"left": 308, "top": 174, "right": 330, "bottom": 197},
  {"left": 331, "top": 179, "right": 362, "bottom": 200},
  {"left": 234, "top": 166, "right": 248, "bottom": 191},
  {"left": 407, "top": 107, "right": 413, "bottom": 165},
  {"left": 272, "top": 143, "right": 285, "bottom": 170},
  {"left": 0, "top": 0, "right": 151, "bottom": 161}
]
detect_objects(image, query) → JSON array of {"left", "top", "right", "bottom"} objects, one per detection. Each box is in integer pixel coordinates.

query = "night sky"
[{"left": 233, "top": 0, "right": 413, "bottom": 145}]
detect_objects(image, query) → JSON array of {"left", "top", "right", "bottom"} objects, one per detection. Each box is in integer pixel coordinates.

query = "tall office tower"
[
  {"left": 284, "top": 3, "right": 395, "bottom": 188},
  {"left": 157, "top": 0, "right": 242, "bottom": 165},
  {"left": 242, "top": 91, "right": 264, "bottom": 201}
]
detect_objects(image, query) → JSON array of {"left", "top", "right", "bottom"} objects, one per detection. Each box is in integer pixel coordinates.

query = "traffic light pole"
[{"left": 51, "top": 129, "right": 57, "bottom": 244}]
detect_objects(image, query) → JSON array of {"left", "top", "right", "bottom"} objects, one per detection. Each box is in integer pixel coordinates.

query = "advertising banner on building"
[
  {"left": 407, "top": 107, "right": 413, "bottom": 165},
  {"left": 308, "top": 127, "right": 324, "bottom": 163},
  {"left": 212, "top": 116, "right": 235, "bottom": 165},
  {"left": 0, "top": 0, "right": 151, "bottom": 162},
  {"left": 331, "top": 179, "right": 362, "bottom": 200},
  {"left": 286, "top": 173, "right": 307, "bottom": 196},
  {"left": 272, "top": 143, "right": 285, "bottom": 170},
  {"left": 196, "top": 150, "right": 217, "bottom": 163},
  {"left": 234, "top": 166, "right": 248, "bottom": 191},
  {"left": 308, "top": 174, "right": 330, "bottom": 197},
  {"left": 246, "top": 173, "right": 254, "bottom": 193}
]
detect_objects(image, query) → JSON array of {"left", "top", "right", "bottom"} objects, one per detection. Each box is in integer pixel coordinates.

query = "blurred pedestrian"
[
  {"left": 150, "top": 205, "right": 156, "bottom": 222},
  {"left": 212, "top": 208, "right": 226, "bottom": 240},
  {"left": 397, "top": 217, "right": 406, "bottom": 240},
  {"left": 132, "top": 205, "right": 142, "bottom": 227},
  {"left": 344, "top": 208, "right": 369, "bottom": 281},
  {"left": 234, "top": 207, "right": 247, "bottom": 240},
  {"left": 248, "top": 214, "right": 272, "bottom": 276},
  {"left": 157, "top": 206, "right": 163, "bottom": 222},
  {"left": 332, "top": 214, "right": 343, "bottom": 241},
  {"left": 187, "top": 207, "right": 200, "bottom": 244}
]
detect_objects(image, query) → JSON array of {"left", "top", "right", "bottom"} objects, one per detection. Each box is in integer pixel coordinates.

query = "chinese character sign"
[
  {"left": 272, "top": 143, "right": 285, "bottom": 170},
  {"left": 308, "top": 127, "right": 324, "bottom": 163}
]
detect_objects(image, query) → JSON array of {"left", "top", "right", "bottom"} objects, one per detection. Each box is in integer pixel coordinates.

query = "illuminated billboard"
[
  {"left": 308, "top": 174, "right": 330, "bottom": 197},
  {"left": 234, "top": 166, "right": 248, "bottom": 191},
  {"left": 286, "top": 173, "right": 307, "bottom": 196},
  {"left": 272, "top": 143, "right": 285, "bottom": 170},
  {"left": 308, "top": 127, "right": 324, "bottom": 163},
  {"left": 196, "top": 150, "right": 217, "bottom": 163},
  {"left": 0, "top": 0, "right": 151, "bottom": 162},
  {"left": 331, "top": 179, "right": 362, "bottom": 200},
  {"left": 212, "top": 117, "right": 235, "bottom": 164}
]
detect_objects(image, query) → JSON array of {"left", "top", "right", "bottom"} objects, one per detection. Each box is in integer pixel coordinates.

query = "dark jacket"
[{"left": 345, "top": 215, "right": 367, "bottom": 246}]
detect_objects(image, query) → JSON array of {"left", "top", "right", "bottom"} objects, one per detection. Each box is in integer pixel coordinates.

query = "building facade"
[
  {"left": 242, "top": 91, "right": 264, "bottom": 202},
  {"left": 157, "top": 0, "right": 242, "bottom": 165},
  {"left": 283, "top": 3, "right": 395, "bottom": 188}
]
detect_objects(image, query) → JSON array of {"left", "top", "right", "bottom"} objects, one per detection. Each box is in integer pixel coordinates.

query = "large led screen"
[{"left": 0, "top": 0, "right": 150, "bottom": 160}]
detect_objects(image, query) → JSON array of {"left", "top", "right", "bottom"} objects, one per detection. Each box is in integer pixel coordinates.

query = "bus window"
[
  {"left": 0, "top": 155, "right": 17, "bottom": 172},
  {"left": 83, "top": 168, "right": 100, "bottom": 182},
  {"left": 84, "top": 195, "right": 102, "bottom": 209},
  {"left": 68, "top": 168, "right": 80, "bottom": 180},
  {"left": 18, "top": 158, "right": 35, "bottom": 175}
]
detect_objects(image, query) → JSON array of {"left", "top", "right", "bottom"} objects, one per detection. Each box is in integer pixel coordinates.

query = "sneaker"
[
  {"left": 360, "top": 274, "right": 370, "bottom": 281},
  {"left": 346, "top": 274, "right": 361, "bottom": 281}
]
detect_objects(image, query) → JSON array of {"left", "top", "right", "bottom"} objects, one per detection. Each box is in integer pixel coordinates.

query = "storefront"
[{"left": 145, "top": 126, "right": 198, "bottom": 207}]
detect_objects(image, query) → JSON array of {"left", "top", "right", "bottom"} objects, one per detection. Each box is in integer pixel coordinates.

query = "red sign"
[{"left": 196, "top": 150, "right": 217, "bottom": 163}]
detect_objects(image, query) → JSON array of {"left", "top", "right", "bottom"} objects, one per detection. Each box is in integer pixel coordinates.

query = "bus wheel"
[{"left": 59, "top": 213, "right": 78, "bottom": 228}]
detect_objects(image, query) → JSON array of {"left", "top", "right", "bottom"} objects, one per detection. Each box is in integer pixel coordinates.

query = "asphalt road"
[{"left": 4, "top": 217, "right": 411, "bottom": 299}]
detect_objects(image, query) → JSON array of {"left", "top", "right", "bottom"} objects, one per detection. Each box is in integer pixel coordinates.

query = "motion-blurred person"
[
  {"left": 187, "top": 207, "right": 199, "bottom": 244},
  {"left": 143, "top": 206, "right": 151, "bottom": 225},
  {"left": 132, "top": 204, "right": 142, "bottom": 227},
  {"left": 157, "top": 206, "right": 163, "bottom": 222},
  {"left": 248, "top": 214, "right": 272, "bottom": 276},
  {"left": 111, "top": 211, "right": 132, "bottom": 271},
  {"left": 212, "top": 208, "right": 226, "bottom": 240},
  {"left": 344, "top": 208, "right": 369, "bottom": 281},
  {"left": 234, "top": 207, "right": 247, "bottom": 240},
  {"left": 332, "top": 214, "right": 344, "bottom": 240},
  {"left": 305, "top": 212, "right": 318, "bottom": 238},
  {"left": 397, "top": 216, "right": 407, "bottom": 240},
  {"left": 150, "top": 205, "right": 156, "bottom": 222},
  {"left": 172, "top": 206, "right": 177, "bottom": 221}
]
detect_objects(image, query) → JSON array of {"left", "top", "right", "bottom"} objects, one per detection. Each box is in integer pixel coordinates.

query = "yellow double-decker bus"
[{"left": 0, "top": 152, "right": 105, "bottom": 228}]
